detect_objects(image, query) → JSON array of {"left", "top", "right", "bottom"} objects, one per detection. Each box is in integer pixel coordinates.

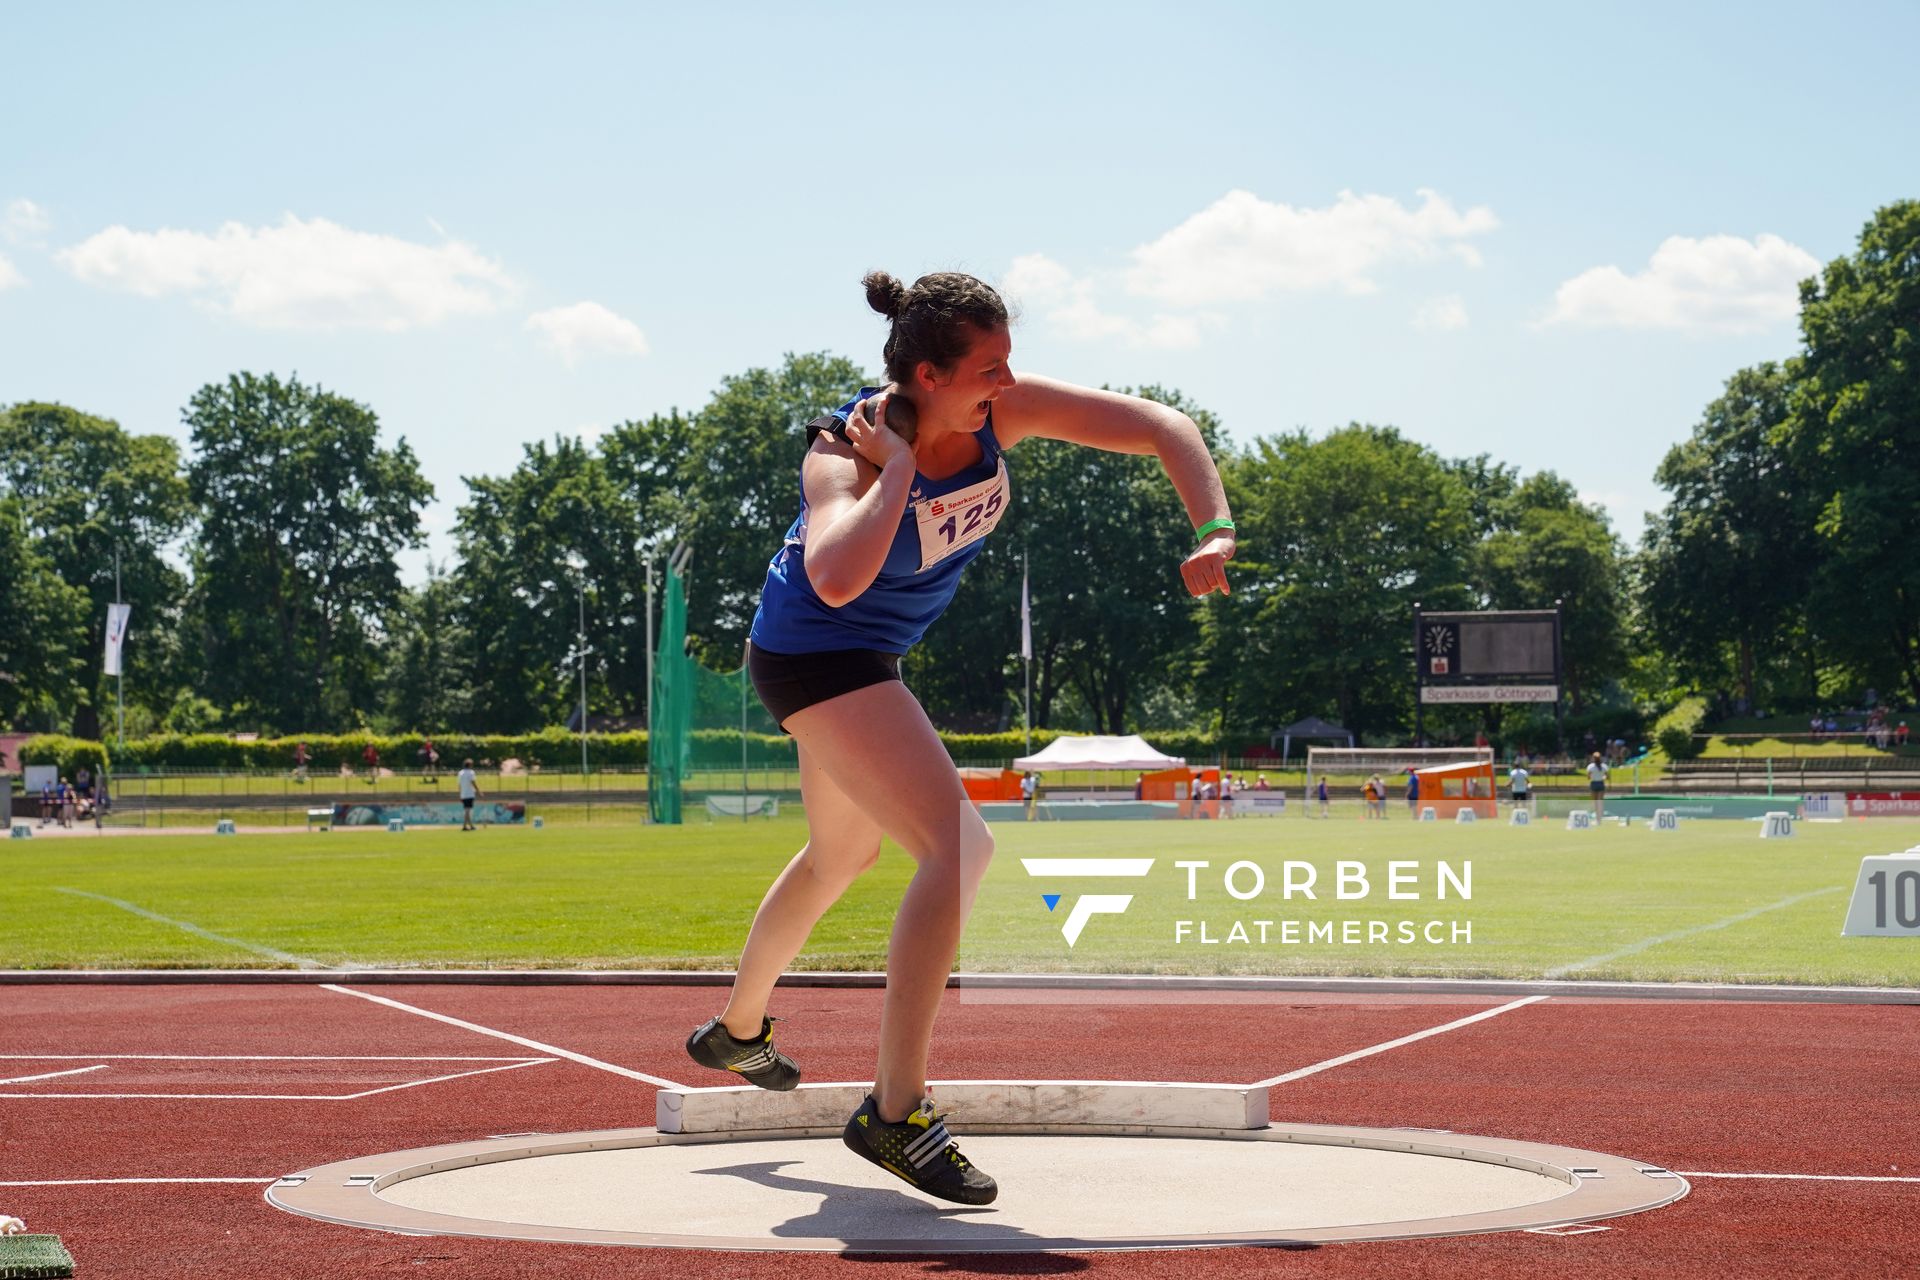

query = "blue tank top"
[{"left": 749, "top": 389, "right": 1011, "bottom": 655}]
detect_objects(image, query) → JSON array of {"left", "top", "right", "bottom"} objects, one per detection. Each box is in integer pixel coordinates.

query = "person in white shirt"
[
  {"left": 458, "top": 759, "right": 480, "bottom": 831},
  {"left": 1586, "top": 753, "right": 1608, "bottom": 819},
  {"left": 1508, "top": 764, "right": 1531, "bottom": 814}
]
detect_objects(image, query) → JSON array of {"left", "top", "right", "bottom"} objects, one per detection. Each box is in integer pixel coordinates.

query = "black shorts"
[
  {"left": 461, "top": 797, "right": 474, "bottom": 811},
  {"left": 747, "top": 642, "right": 902, "bottom": 729}
]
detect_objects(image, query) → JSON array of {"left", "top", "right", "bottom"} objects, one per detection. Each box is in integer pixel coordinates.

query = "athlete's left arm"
[{"left": 995, "top": 374, "right": 1235, "bottom": 597}]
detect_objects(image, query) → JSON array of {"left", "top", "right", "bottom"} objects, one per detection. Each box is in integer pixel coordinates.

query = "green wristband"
[{"left": 1194, "top": 517, "right": 1236, "bottom": 543}]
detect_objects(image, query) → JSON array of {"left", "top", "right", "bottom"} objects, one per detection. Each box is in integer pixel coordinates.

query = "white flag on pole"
[
  {"left": 104, "top": 603, "right": 132, "bottom": 676},
  {"left": 1021, "top": 562, "right": 1031, "bottom": 660}
]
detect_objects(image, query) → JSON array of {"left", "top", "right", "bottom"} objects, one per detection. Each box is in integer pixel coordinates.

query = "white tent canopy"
[{"left": 1012, "top": 734, "right": 1186, "bottom": 773}]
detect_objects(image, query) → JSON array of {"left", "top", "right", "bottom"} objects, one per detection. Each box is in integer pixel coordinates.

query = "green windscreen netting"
[{"left": 649, "top": 561, "right": 788, "bottom": 824}]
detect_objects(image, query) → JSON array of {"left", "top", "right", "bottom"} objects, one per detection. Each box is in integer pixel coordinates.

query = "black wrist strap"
[{"left": 805, "top": 414, "right": 848, "bottom": 447}]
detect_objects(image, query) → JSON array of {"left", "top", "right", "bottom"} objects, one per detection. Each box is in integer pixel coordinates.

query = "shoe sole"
[{"left": 841, "top": 1123, "right": 998, "bottom": 1205}]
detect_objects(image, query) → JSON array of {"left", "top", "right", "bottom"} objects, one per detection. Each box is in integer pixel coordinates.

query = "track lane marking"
[
  {"left": 1249, "top": 995, "right": 1551, "bottom": 1087},
  {"left": 0, "top": 1065, "right": 108, "bottom": 1085},
  {"left": 52, "top": 888, "right": 347, "bottom": 969},
  {"left": 0, "top": 1055, "right": 556, "bottom": 1100},
  {"left": 321, "top": 984, "right": 688, "bottom": 1089},
  {"left": 1545, "top": 887, "right": 1846, "bottom": 978}
]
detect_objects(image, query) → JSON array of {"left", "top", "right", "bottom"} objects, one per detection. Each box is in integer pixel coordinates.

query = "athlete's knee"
[
  {"left": 801, "top": 838, "right": 881, "bottom": 888},
  {"left": 959, "top": 813, "right": 995, "bottom": 888}
]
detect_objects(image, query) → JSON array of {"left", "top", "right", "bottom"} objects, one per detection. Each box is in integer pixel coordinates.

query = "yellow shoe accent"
[{"left": 856, "top": 1115, "right": 869, "bottom": 1128}]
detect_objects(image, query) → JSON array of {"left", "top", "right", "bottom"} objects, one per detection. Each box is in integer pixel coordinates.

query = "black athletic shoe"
[
  {"left": 842, "top": 1094, "right": 998, "bottom": 1205},
  {"left": 684, "top": 1015, "right": 802, "bottom": 1091}
]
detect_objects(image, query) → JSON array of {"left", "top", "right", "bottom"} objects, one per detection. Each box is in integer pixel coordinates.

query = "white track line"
[
  {"left": 1250, "top": 995, "right": 1550, "bottom": 1088},
  {"left": 1545, "top": 888, "right": 1845, "bottom": 978},
  {"left": 1678, "top": 1171, "right": 1920, "bottom": 1184},
  {"left": 0, "top": 1065, "right": 108, "bottom": 1085},
  {"left": 53, "top": 888, "right": 337, "bottom": 969},
  {"left": 0, "top": 1178, "right": 274, "bottom": 1186},
  {"left": 321, "top": 984, "right": 687, "bottom": 1089},
  {"left": 0, "top": 1059, "right": 557, "bottom": 1101}
]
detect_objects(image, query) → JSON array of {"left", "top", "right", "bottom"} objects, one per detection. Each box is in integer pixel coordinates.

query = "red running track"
[{"left": 1, "top": 983, "right": 1915, "bottom": 1278}]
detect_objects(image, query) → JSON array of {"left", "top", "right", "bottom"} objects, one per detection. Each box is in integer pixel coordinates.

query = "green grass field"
[{"left": 8, "top": 815, "right": 1918, "bottom": 986}]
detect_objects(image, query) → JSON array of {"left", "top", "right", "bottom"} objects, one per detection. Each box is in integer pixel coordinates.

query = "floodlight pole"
[{"left": 578, "top": 581, "right": 589, "bottom": 776}]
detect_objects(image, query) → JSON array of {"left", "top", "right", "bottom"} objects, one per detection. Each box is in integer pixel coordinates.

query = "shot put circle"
[{"left": 269, "top": 1116, "right": 1685, "bottom": 1252}]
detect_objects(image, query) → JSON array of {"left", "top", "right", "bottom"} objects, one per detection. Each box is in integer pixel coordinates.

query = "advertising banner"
[
  {"left": 1418, "top": 685, "right": 1558, "bottom": 703},
  {"left": 331, "top": 801, "right": 526, "bottom": 827},
  {"left": 1845, "top": 792, "right": 1920, "bottom": 818}
]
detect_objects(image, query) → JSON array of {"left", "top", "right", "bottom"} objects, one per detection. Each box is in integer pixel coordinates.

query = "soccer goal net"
[{"left": 1304, "top": 747, "right": 1497, "bottom": 817}]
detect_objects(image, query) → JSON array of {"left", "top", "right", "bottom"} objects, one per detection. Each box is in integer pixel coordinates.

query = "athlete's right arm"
[{"left": 800, "top": 434, "right": 915, "bottom": 608}]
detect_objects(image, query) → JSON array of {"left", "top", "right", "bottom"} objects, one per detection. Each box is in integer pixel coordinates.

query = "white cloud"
[
  {"left": 1414, "top": 295, "right": 1469, "bottom": 331},
  {"left": 1125, "top": 188, "right": 1498, "bottom": 306},
  {"left": 1002, "top": 252, "right": 1205, "bottom": 350},
  {"left": 0, "top": 253, "right": 23, "bottom": 290},
  {"left": 56, "top": 214, "right": 512, "bottom": 330},
  {"left": 4, "top": 198, "right": 50, "bottom": 245},
  {"left": 525, "top": 301, "right": 650, "bottom": 367},
  {"left": 1545, "top": 233, "right": 1819, "bottom": 333}
]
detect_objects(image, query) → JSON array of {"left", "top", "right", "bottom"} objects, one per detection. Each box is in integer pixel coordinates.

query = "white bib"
[{"left": 913, "top": 459, "right": 1009, "bottom": 572}]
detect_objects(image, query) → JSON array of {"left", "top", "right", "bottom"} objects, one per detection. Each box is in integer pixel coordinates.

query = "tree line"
[{"left": 3, "top": 201, "right": 1914, "bottom": 749}]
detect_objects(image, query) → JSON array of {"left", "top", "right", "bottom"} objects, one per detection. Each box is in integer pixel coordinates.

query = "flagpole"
[
  {"left": 1022, "top": 551, "right": 1032, "bottom": 757},
  {"left": 114, "top": 544, "right": 124, "bottom": 748}
]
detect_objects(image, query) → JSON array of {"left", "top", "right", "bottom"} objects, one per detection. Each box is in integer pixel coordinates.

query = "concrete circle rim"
[{"left": 268, "top": 1121, "right": 1688, "bottom": 1253}]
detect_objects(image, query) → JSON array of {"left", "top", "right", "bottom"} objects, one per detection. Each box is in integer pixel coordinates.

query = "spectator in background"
[
  {"left": 1406, "top": 768, "right": 1420, "bottom": 817},
  {"left": 293, "top": 741, "right": 310, "bottom": 782},
  {"left": 1509, "top": 761, "right": 1532, "bottom": 814},
  {"left": 58, "top": 777, "right": 76, "bottom": 828},
  {"left": 361, "top": 743, "right": 380, "bottom": 786},
  {"left": 457, "top": 758, "right": 480, "bottom": 831},
  {"left": 1316, "top": 774, "right": 1330, "bottom": 818},
  {"left": 1255, "top": 773, "right": 1271, "bottom": 791},
  {"left": 1824, "top": 715, "right": 1839, "bottom": 737},
  {"left": 1131, "top": 773, "right": 1143, "bottom": 801},
  {"left": 39, "top": 778, "right": 55, "bottom": 826},
  {"left": 1587, "top": 752, "right": 1609, "bottom": 819},
  {"left": 1220, "top": 773, "right": 1235, "bottom": 818},
  {"left": 1899, "top": 721, "right": 1911, "bottom": 747}
]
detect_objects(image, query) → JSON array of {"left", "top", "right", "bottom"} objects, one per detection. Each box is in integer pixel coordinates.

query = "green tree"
[
  {"left": 1783, "top": 201, "right": 1920, "bottom": 702},
  {"left": 1231, "top": 425, "right": 1477, "bottom": 741},
  {"left": 0, "top": 402, "right": 194, "bottom": 734},
  {"left": 184, "top": 373, "right": 432, "bottom": 731},
  {"left": 452, "top": 435, "right": 642, "bottom": 731},
  {"left": 382, "top": 561, "right": 472, "bottom": 731},
  {"left": 0, "top": 498, "right": 90, "bottom": 729},
  {"left": 1476, "top": 472, "right": 1629, "bottom": 712},
  {"left": 1641, "top": 363, "right": 1813, "bottom": 707}
]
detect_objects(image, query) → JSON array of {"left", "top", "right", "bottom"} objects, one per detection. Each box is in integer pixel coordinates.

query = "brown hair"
[{"left": 862, "top": 270, "right": 1009, "bottom": 387}]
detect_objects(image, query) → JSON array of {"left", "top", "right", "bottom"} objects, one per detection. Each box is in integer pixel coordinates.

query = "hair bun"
[{"left": 862, "top": 270, "right": 908, "bottom": 319}]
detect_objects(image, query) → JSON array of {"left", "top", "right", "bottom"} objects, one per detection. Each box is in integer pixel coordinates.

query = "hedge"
[
  {"left": 16, "top": 735, "right": 111, "bottom": 777},
  {"left": 14, "top": 727, "right": 1249, "bottom": 774},
  {"left": 1654, "top": 696, "right": 1710, "bottom": 761}
]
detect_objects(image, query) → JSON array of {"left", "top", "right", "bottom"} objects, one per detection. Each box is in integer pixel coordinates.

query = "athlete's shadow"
[{"left": 692, "top": 1159, "right": 1085, "bottom": 1265}]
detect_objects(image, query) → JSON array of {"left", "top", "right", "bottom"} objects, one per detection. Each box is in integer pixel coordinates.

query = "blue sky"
[{"left": 4, "top": 2, "right": 1913, "bottom": 579}]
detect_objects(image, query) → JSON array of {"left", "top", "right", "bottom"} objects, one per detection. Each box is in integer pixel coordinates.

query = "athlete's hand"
[
  {"left": 843, "top": 394, "right": 914, "bottom": 471},
  {"left": 1181, "top": 531, "right": 1236, "bottom": 597}
]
